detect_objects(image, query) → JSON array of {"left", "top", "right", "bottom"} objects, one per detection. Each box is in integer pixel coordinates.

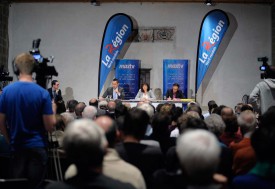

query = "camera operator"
[
  {"left": 249, "top": 65, "right": 275, "bottom": 116},
  {"left": 0, "top": 53, "right": 56, "bottom": 189}
]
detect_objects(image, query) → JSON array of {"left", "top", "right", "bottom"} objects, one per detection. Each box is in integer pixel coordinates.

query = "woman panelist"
[{"left": 135, "top": 83, "right": 156, "bottom": 101}]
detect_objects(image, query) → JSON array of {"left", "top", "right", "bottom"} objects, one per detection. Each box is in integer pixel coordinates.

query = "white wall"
[{"left": 8, "top": 2, "right": 271, "bottom": 109}]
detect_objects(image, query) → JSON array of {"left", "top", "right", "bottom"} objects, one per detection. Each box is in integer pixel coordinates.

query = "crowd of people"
[{"left": 0, "top": 53, "right": 275, "bottom": 189}]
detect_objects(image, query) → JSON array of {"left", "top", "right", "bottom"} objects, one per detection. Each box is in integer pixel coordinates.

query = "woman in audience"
[{"left": 135, "top": 83, "right": 156, "bottom": 101}]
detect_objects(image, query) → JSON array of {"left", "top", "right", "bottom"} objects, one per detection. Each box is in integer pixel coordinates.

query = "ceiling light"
[
  {"left": 91, "top": 0, "right": 100, "bottom": 6},
  {"left": 205, "top": 0, "right": 212, "bottom": 6}
]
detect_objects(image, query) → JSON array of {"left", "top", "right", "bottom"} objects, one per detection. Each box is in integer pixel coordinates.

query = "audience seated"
[
  {"left": 4, "top": 92, "right": 275, "bottom": 189},
  {"left": 204, "top": 114, "right": 234, "bottom": 181},
  {"left": 203, "top": 100, "right": 218, "bottom": 119},
  {"left": 97, "top": 116, "right": 146, "bottom": 189},
  {"left": 176, "top": 129, "right": 228, "bottom": 189},
  {"left": 98, "top": 100, "right": 108, "bottom": 110},
  {"left": 149, "top": 113, "right": 175, "bottom": 154},
  {"left": 74, "top": 102, "right": 86, "bottom": 119},
  {"left": 230, "top": 110, "right": 257, "bottom": 176},
  {"left": 82, "top": 105, "right": 97, "bottom": 120},
  {"left": 169, "top": 107, "right": 183, "bottom": 133},
  {"left": 152, "top": 146, "right": 185, "bottom": 189},
  {"left": 115, "top": 108, "right": 164, "bottom": 189},
  {"left": 48, "top": 114, "right": 65, "bottom": 148},
  {"left": 66, "top": 99, "right": 78, "bottom": 118},
  {"left": 232, "top": 108, "right": 275, "bottom": 189},
  {"left": 89, "top": 98, "right": 106, "bottom": 117},
  {"left": 137, "top": 103, "right": 155, "bottom": 137},
  {"left": 106, "top": 100, "right": 116, "bottom": 119},
  {"left": 170, "top": 111, "right": 201, "bottom": 138},
  {"left": 46, "top": 119, "right": 135, "bottom": 189},
  {"left": 115, "top": 101, "right": 129, "bottom": 118},
  {"left": 65, "top": 116, "right": 146, "bottom": 189},
  {"left": 219, "top": 112, "right": 242, "bottom": 146},
  {"left": 60, "top": 112, "right": 75, "bottom": 126},
  {"left": 212, "top": 105, "right": 226, "bottom": 115},
  {"left": 234, "top": 103, "right": 244, "bottom": 116},
  {"left": 185, "top": 102, "right": 204, "bottom": 120}
]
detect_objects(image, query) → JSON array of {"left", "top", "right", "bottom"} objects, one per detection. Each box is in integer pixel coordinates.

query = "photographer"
[{"left": 0, "top": 53, "right": 56, "bottom": 189}]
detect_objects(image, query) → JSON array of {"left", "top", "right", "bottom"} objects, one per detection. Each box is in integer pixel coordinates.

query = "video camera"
[
  {"left": 258, "top": 57, "right": 275, "bottom": 79},
  {"left": 29, "top": 39, "right": 58, "bottom": 88},
  {"left": 0, "top": 65, "right": 13, "bottom": 82}
]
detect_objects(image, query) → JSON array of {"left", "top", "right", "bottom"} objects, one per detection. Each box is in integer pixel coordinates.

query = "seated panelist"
[
  {"left": 135, "top": 83, "right": 156, "bottom": 101},
  {"left": 100, "top": 78, "right": 125, "bottom": 100},
  {"left": 165, "top": 83, "right": 185, "bottom": 100}
]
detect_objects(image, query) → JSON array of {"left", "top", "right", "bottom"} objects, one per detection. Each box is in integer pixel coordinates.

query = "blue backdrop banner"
[
  {"left": 163, "top": 59, "right": 189, "bottom": 99},
  {"left": 98, "top": 13, "right": 133, "bottom": 96},
  {"left": 196, "top": 9, "right": 229, "bottom": 93},
  {"left": 115, "top": 59, "right": 140, "bottom": 100}
]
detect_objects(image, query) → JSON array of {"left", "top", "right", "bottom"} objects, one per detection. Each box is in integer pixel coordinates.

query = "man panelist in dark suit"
[
  {"left": 101, "top": 78, "right": 125, "bottom": 100},
  {"left": 48, "top": 80, "right": 63, "bottom": 103},
  {"left": 165, "top": 83, "right": 185, "bottom": 100}
]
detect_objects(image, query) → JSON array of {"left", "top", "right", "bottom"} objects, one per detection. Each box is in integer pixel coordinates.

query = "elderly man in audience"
[
  {"left": 229, "top": 110, "right": 257, "bottom": 176},
  {"left": 60, "top": 112, "right": 75, "bottom": 126},
  {"left": 219, "top": 107, "right": 242, "bottom": 146},
  {"left": 74, "top": 102, "right": 86, "bottom": 119},
  {"left": 82, "top": 105, "right": 97, "bottom": 120},
  {"left": 89, "top": 97, "right": 106, "bottom": 117},
  {"left": 170, "top": 111, "right": 201, "bottom": 137},
  {"left": 176, "top": 130, "right": 228, "bottom": 189},
  {"left": 46, "top": 119, "right": 135, "bottom": 189},
  {"left": 98, "top": 100, "right": 108, "bottom": 111},
  {"left": 232, "top": 108, "right": 275, "bottom": 189},
  {"left": 205, "top": 114, "right": 234, "bottom": 181},
  {"left": 64, "top": 116, "right": 146, "bottom": 189},
  {"left": 115, "top": 108, "right": 164, "bottom": 189}
]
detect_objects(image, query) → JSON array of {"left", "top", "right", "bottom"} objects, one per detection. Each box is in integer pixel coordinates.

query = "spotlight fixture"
[
  {"left": 91, "top": 0, "right": 100, "bottom": 6},
  {"left": 205, "top": 0, "right": 212, "bottom": 6}
]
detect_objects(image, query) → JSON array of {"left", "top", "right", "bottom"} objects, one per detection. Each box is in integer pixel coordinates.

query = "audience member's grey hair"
[
  {"left": 60, "top": 112, "right": 75, "bottom": 125},
  {"left": 237, "top": 110, "right": 257, "bottom": 134},
  {"left": 204, "top": 114, "right": 226, "bottom": 137},
  {"left": 82, "top": 106, "right": 98, "bottom": 120},
  {"left": 98, "top": 100, "right": 108, "bottom": 109},
  {"left": 177, "top": 111, "right": 200, "bottom": 133},
  {"left": 62, "top": 119, "right": 107, "bottom": 168},
  {"left": 186, "top": 111, "right": 200, "bottom": 119},
  {"left": 176, "top": 130, "right": 221, "bottom": 184},
  {"left": 137, "top": 103, "right": 154, "bottom": 119}
]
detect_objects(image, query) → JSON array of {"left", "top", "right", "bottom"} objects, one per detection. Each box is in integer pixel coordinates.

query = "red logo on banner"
[
  {"left": 105, "top": 44, "right": 119, "bottom": 54},
  {"left": 202, "top": 41, "right": 215, "bottom": 51}
]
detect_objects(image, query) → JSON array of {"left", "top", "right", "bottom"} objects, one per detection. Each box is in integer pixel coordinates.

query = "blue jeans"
[{"left": 10, "top": 148, "right": 48, "bottom": 189}]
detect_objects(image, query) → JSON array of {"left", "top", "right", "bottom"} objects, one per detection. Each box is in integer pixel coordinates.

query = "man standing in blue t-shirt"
[{"left": 0, "top": 53, "right": 56, "bottom": 189}]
